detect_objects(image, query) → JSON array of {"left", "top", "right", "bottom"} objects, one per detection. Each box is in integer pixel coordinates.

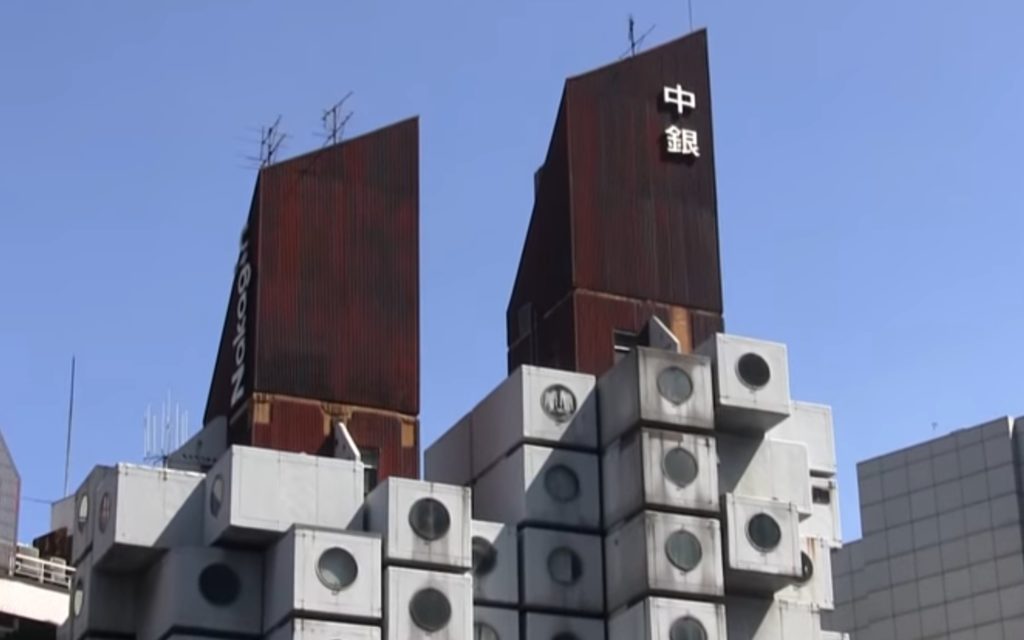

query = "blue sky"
[{"left": 1, "top": 1, "right": 1022, "bottom": 543}]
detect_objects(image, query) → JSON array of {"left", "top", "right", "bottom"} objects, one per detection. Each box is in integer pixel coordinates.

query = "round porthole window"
[
  {"left": 662, "top": 447, "right": 699, "bottom": 488},
  {"left": 747, "top": 513, "right": 782, "bottom": 552},
  {"left": 472, "top": 536, "right": 498, "bottom": 578},
  {"left": 657, "top": 366, "right": 694, "bottom": 405},
  {"left": 665, "top": 530, "right": 703, "bottom": 572},
  {"left": 544, "top": 465, "right": 580, "bottom": 503},
  {"left": 317, "top": 547, "right": 359, "bottom": 591},
  {"left": 198, "top": 563, "right": 242, "bottom": 606},
  {"left": 547, "top": 547, "right": 583, "bottom": 585},
  {"left": 669, "top": 617, "right": 708, "bottom": 640},
  {"left": 737, "top": 353, "right": 771, "bottom": 389},
  {"left": 799, "top": 551, "right": 814, "bottom": 583},
  {"left": 409, "top": 498, "right": 451, "bottom": 541},
  {"left": 209, "top": 474, "right": 224, "bottom": 517},
  {"left": 409, "top": 588, "right": 452, "bottom": 632},
  {"left": 72, "top": 579, "right": 84, "bottom": 617},
  {"left": 76, "top": 493, "right": 89, "bottom": 532},
  {"left": 541, "top": 384, "right": 577, "bottom": 423},
  {"left": 474, "top": 622, "right": 500, "bottom": 640},
  {"left": 98, "top": 492, "right": 112, "bottom": 534}
]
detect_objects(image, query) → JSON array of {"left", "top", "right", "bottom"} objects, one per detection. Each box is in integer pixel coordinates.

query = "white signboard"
[{"left": 662, "top": 83, "right": 700, "bottom": 158}]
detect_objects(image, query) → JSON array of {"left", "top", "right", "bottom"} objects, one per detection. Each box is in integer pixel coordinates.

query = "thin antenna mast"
[
  {"left": 688, "top": 0, "right": 694, "bottom": 32},
  {"left": 619, "top": 15, "right": 656, "bottom": 59},
  {"left": 62, "top": 356, "right": 75, "bottom": 497},
  {"left": 244, "top": 116, "right": 288, "bottom": 169},
  {"left": 321, "top": 92, "right": 355, "bottom": 146}
]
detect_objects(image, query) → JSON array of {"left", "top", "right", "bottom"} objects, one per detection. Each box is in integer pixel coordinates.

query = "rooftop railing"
[{"left": 4, "top": 548, "right": 74, "bottom": 590}]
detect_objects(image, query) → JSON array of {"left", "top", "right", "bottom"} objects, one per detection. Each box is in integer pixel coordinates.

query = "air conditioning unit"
[
  {"left": 597, "top": 347, "right": 714, "bottom": 447},
  {"left": 469, "top": 365, "right": 598, "bottom": 477},
  {"left": 265, "top": 619, "right": 380, "bottom": 640},
  {"left": 68, "top": 553, "right": 138, "bottom": 640},
  {"left": 722, "top": 494, "right": 802, "bottom": 592},
  {"left": 602, "top": 427, "right": 718, "bottom": 528},
  {"left": 605, "top": 511, "right": 724, "bottom": 612},
  {"left": 696, "top": 333, "right": 791, "bottom": 433},
  {"left": 777, "top": 537, "right": 835, "bottom": 611},
  {"left": 473, "top": 606, "right": 518, "bottom": 640},
  {"left": 521, "top": 613, "right": 605, "bottom": 639},
  {"left": 70, "top": 466, "right": 115, "bottom": 564},
  {"left": 383, "top": 567, "right": 471, "bottom": 640},
  {"left": 470, "top": 520, "right": 517, "bottom": 606},
  {"left": 725, "top": 597, "right": 823, "bottom": 639},
  {"left": 717, "top": 435, "right": 811, "bottom": 516},
  {"left": 769, "top": 402, "right": 836, "bottom": 477},
  {"left": 607, "top": 597, "right": 727, "bottom": 640},
  {"left": 803, "top": 477, "right": 842, "bottom": 547},
  {"left": 264, "top": 525, "right": 383, "bottom": 630},
  {"left": 423, "top": 413, "right": 473, "bottom": 487},
  {"left": 136, "top": 547, "right": 263, "bottom": 640},
  {"left": 519, "top": 527, "right": 604, "bottom": 615},
  {"left": 204, "top": 446, "right": 364, "bottom": 547},
  {"left": 363, "top": 477, "right": 471, "bottom": 571},
  {"left": 472, "top": 444, "right": 600, "bottom": 531},
  {"left": 92, "top": 464, "right": 205, "bottom": 572}
]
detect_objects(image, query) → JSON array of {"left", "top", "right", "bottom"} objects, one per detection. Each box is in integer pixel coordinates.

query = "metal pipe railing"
[{"left": 5, "top": 550, "right": 75, "bottom": 590}]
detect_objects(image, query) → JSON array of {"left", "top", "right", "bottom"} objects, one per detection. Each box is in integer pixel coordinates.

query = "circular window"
[
  {"left": 474, "top": 622, "right": 500, "bottom": 640},
  {"left": 72, "top": 579, "right": 84, "bottom": 617},
  {"left": 747, "top": 513, "right": 782, "bottom": 552},
  {"left": 76, "top": 493, "right": 89, "bottom": 532},
  {"left": 209, "top": 474, "right": 224, "bottom": 517},
  {"left": 317, "top": 547, "right": 358, "bottom": 591},
  {"left": 669, "top": 617, "right": 708, "bottom": 640},
  {"left": 544, "top": 465, "right": 580, "bottom": 503},
  {"left": 541, "top": 384, "right": 578, "bottom": 423},
  {"left": 663, "top": 447, "right": 699, "bottom": 488},
  {"left": 737, "top": 353, "right": 771, "bottom": 389},
  {"left": 799, "top": 551, "right": 814, "bottom": 583},
  {"left": 198, "top": 563, "right": 242, "bottom": 606},
  {"left": 547, "top": 547, "right": 583, "bottom": 585},
  {"left": 98, "top": 493, "right": 112, "bottom": 534},
  {"left": 409, "top": 498, "right": 451, "bottom": 541},
  {"left": 472, "top": 536, "right": 498, "bottom": 578},
  {"left": 657, "top": 367, "right": 694, "bottom": 405},
  {"left": 665, "top": 530, "right": 703, "bottom": 572},
  {"left": 409, "top": 588, "right": 452, "bottom": 632}
]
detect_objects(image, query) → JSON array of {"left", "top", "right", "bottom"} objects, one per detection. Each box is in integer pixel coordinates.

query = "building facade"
[
  {"left": 0, "top": 428, "right": 20, "bottom": 568},
  {"left": 826, "top": 416, "right": 1024, "bottom": 639}
]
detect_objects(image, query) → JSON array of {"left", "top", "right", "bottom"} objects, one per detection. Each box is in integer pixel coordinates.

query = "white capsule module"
[
  {"left": 607, "top": 597, "right": 727, "bottom": 640},
  {"left": 423, "top": 413, "right": 473, "bottom": 487},
  {"left": 769, "top": 401, "right": 837, "bottom": 477},
  {"left": 473, "top": 606, "right": 519, "bottom": 640},
  {"left": 803, "top": 477, "right": 842, "bottom": 547},
  {"left": 136, "top": 546, "right": 263, "bottom": 640},
  {"left": 204, "top": 446, "right": 364, "bottom": 547},
  {"left": 470, "top": 365, "right": 598, "bottom": 477},
  {"left": 695, "top": 333, "right": 791, "bottom": 433},
  {"left": 384, "top": 567, "right": 472, "bottom": 640},
  {"left": 602, "top": 427, "right": 718, "bottom": 528},
  {"left": 68, "top": 552, "right": 138, "bottom": 640},
  {"left": 363, "top": 476, "right": 472, "bottom": 571},
  {"left": 723, "top": 494, "right": 803, "bottom": 593},
  {"left": 521, "top": 612, "right": 605, "bottom": 640},
  {"left": 91, "top": 464, "right": 205, "bottom": 572},
  {"left": 725, "top": 597, "right": 824, "bottom": 639},
  {"left": 470, "top": 520, "right": 518, "bottom": 606},
  {"left": 597, "top": 347, "right": 715, "bottom": 447},
  {"left": 473, "top": 444, "right": 600, "bottom": 531},
  {"left": 70, "top": 466, "right": 115, "bottom": 565},
  {"left": 519, "top": 527, "right": 604, "bottom": 615},
  {"left": 264, "top": 525, "right": 383, "bottom": 630},
  {"left": 717, "top": 434, "right": 812, "bottom": 516},
  {"left": 777, "top": 537, "right": 835, "bottom": 611},
  {"left": 605, "top": 511, "right": 724, "bottom": 612},
  {"left": 266, "top": 619, "right": 381, "bottom": 640}
]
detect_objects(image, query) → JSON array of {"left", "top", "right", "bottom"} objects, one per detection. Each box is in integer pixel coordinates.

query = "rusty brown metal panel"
[
  {"left": 32, "top": 528, "right": 71, "bottom": 563},
  {"left": 346, "top": 411, "right": 419, "bottom": 482},
  {"left": 566, "top": 30, "right": 722, "bottom": 313},
  {"left": 689, "top": 310, "right": 724, "bottom": 352}
]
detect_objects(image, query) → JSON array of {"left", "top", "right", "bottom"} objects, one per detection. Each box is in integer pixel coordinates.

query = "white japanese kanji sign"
[
  {"left": 662, "top": 83, "right": 699, "bottom": 158},
  {"left": 663, "top": 84, "right": 696, "bottom": 115}
]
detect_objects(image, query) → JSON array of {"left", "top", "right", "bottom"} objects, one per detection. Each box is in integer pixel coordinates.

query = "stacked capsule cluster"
[{"left": 426, "top": 329, "right": 849, "bottom": 639}]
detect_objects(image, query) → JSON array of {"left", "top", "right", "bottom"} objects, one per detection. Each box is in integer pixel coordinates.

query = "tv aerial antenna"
[
  {"left": 143, "top": 391, "right": 191, "bottom": 465},
  {"left": 620, "top": 15, "right": 656, "bottom": 59},
  {"left": 243, "top": 115, "right": 287, "bottom": 169},
  {"left": 320, "top": 92, "right": 355, "bottom": 146}
]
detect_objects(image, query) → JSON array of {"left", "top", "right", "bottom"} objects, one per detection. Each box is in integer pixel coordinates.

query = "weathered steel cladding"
[
  {"left": 690, "top": 309, "right": 725, "bottom": 351},
  {"left": 203, "top": 118, "right": 419, "bottom": 429}
]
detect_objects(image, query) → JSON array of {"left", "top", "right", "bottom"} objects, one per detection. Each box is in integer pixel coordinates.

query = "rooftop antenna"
[
  {"left": 143, "top": 391, "right": 190, "bottom": 466},
  {"left": 620, "top": 15, "right": 656, "bottom": 59},
  {"left": 62, "top": 356, "right": 75, "bottom": 497},
  {"left": 688, "top": 0, "right": 694, "bottom": 32},
  {"left": 321, "top": 92, "right": 355, "bottom": 146},
  {"left": 244, "top": 116, "right": 287, "bottom": 169}
]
